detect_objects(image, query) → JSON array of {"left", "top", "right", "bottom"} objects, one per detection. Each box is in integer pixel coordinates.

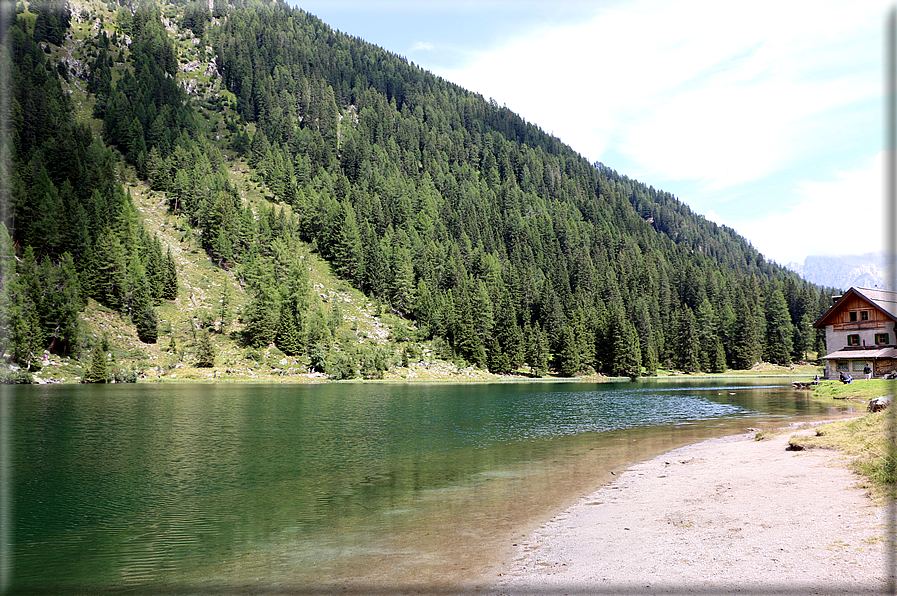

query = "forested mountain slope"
[{"left": 5, "top": 0, "right": 835, "bottom": 381}]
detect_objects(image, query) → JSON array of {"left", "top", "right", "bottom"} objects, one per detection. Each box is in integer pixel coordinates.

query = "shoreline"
[
  {"left": 29, "top": 371, "right": 829, "bottom": 385},
  {"left": 487, "top": 425, "right": 888, "bottom": 595}
]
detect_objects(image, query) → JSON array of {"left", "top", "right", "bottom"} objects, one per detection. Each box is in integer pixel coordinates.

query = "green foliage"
[
  {"left": 275, "top": 301, "right": 302, "bottom": 356},
  {"left": 84, "top": 343, "right": 108, "bottom": 383},
  {"left": 764, "top": 288, "right": 794, "bottom": 365},
  {"left": 611, "top": 313, "right": 642, "bottom": 380},
  {"left": 359, "top": 344, "right": 391, "bottom": 379},
  {"left": 326, "top": 349, "right": 356, "bottom": 380},
  {"left": 0, "top": 368, "right": 34, "bottom": 384},
  {"left": 8, "top": 0, "right": 838, "bottom": 380},
  {"left": 557, "top": 326, "right": 580, "bottom": 377},
  {"left": 309, "top": 343, "right": 327, "bottom": 373},
  {"left": 788, "top": 412, "right": 895, "bottom": 499},
  {"left": 243, "top": 283, "right": 279, "bottom": 348},
  {"left": 195, "top": 329, "right": 216, "bottom": 367}
]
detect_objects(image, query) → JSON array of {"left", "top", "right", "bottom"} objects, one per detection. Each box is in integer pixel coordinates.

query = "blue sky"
[{"left": 291, "top": 0, "right": 889, "bottom": 266}]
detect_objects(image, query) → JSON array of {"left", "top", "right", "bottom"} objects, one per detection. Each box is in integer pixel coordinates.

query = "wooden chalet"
[{"left": 813, "top": 287, "right": 897, "bottom": 379}]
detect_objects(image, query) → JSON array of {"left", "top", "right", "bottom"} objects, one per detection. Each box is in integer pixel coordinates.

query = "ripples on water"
[{"left": 8, "top": 379, "right": 843, "bottom": 591}]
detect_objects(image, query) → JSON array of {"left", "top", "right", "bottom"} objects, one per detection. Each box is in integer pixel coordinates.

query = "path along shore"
[{"left": 489, "top": 427, "right": 889, "bottom": 596}]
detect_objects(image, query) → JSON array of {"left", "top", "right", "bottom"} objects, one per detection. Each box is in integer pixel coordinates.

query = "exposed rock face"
[{"left": 788, "top": 253, "right": 892, "bottom": 291}]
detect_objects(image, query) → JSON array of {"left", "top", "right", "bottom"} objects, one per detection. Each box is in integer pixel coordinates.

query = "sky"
[{"left": 291, "top": 0, "right": 890, "bottom": 266}]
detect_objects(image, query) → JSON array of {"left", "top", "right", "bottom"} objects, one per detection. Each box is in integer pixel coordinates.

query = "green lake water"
[{"left": 3, "top": 379, "right": 859, "bottom": 594}]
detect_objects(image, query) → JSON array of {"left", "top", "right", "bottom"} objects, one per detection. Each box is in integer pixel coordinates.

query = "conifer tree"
[
  {"left": 733, "top": 290, "right": 762, "bottom": 369},
  {"left": 695, "top": 299, "right": 718, "bottom": 372},
  {"left": 275, "top": 301, "right": 302, "bottom": 356},
  {"left": 673, "top": 306, "right": 700, "bottom": 372},
  {"left": 487, "top": 337, "right": 511, "bottom": 374},
  {"left": 85, "top": 343, "right": 108, "bottom": 383},
  {"left": 793, "top": 313, "right": 814, "bottom": 361},
  {"left": 709, "top": 337, "right": 727, "bottom": 373},
  {"left": 390, "top": 245, "right": 415, "bottom": 315},
  {"left": 243, "top": 283, "right": 279, "bottom": 348},
  {"left": 557, "top": 325, "right": 580, "bottom": 377},
  {"left": 0, "top": 224, "right": 14, "bottom": 357},
  {"left": 611, "top": 310, "right": 642, "bottom": 379},
  {"left": 218, "top": 278, "right": 231, "bottom": 333},
  {"left": 128, "top": 259, "right": 158, "bottom": 343},
  {"left": 49, "top": 253, "right": 83, "bottom": 356},
  {"left": 633, "top": 299, "right": 657, "bottom": 376},
  {"left": 332, "top": 201, "right": 362, "bottom": 281},
  {"left": 764, "top": 288, "right": 793, "bottom": 365},
  {"left": 91, "top": 228, "right": 128, "bottom": 311},
  {"left": 195, "top": 329, "right": 216, "bottom": 367},
  {"left": 525, "top": 322, "right": 549, "bottom": 377},
  {"left": 11, "top": 248, "right": 44, "bottom": 369},
  {"left": 162, "top": 247, "right": 178, "bottom": 300}
]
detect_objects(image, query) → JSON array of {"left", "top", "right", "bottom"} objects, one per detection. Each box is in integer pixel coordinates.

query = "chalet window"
[
  {"left": 861, "top": 311, "right": 869, "bottom": 321},
  {"left": 838, "top": 361, "right": 850, "bottom": 371},
  {"left": 853, "top": 361, "right": 866, "bottom": 372},
  {"left": 850, "top": 311, "right": 858, "bottom": 322},
  {"left": 876, "top": 333, "right": 890, "bottom": 345},
  {"left": 847, "top": 334, "right": 860, "bottom": 346}
]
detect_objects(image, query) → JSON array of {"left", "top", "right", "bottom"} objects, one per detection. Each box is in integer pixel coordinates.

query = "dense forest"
[{"left": 4, "top": 0, "right": 836, "bottom": 381}]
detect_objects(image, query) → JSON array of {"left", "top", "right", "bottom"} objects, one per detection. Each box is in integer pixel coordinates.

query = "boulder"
[{"left": 867, "top": 395, "right": 893, "bottom": 413}]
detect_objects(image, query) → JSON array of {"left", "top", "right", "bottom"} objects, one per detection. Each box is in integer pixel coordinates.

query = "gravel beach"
[{"left": 490, "top": 428, "right": 889, "bottom": 596}]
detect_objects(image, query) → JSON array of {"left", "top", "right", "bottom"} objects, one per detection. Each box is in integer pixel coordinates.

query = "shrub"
[{"left": 0, "top": 368, "right": 33, "bottom": 384}]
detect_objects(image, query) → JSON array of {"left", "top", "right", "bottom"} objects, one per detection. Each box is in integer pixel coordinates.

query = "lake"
[{"left": 4, "top": 379, "right": 857, "bottom": 594}]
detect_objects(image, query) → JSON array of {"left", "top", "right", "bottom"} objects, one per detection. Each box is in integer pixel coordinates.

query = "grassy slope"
[
  {"left": 774, "top": 379, "right": 897, "bottom": 501},
  {"left": 30, "top": 0, "right": 508, "bottom": 384}
]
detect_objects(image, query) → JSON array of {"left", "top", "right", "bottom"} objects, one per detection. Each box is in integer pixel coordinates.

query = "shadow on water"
[{"left": 8, "top": 379, "right": 858, "bottom": 593}]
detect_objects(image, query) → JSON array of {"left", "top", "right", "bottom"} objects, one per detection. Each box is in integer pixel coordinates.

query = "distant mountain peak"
[{"left": 788, "top": 252, "right": 892, "bottom": 290}]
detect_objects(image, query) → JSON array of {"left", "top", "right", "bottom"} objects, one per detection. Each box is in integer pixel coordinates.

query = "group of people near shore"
[{"left": 840, "top": 363, "right": 873, "bottom": 383}]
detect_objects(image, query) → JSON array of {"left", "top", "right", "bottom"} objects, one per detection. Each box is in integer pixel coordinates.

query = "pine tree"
[
  {"left": 557, "top": 325, "right": 580, "bottom": 377},
  {"left": 11, "top": 248, "right": 44, "bottom": 369},
  {"left": 332, "top": 201, "right": 363, "bottom": 281},
  {"left": 793, "top": 313, "right": 814, "bottom": 361},
  {"left": 525, "top": 322, "right": 549, "bottom": 377},
  {"left": 218, "top": 277, "right": 231, "bottom": 333},
  {"left": 275, "top": 301, "right": 302, "bottom": 355},
  {"left": 85, "top": 343, "right": 108, "bottom": 383},
  {"left": 764, "top": 288, "right": 793, "bottom": 365},
  {"left": 695, "top": 299, "right": 717, "bottom": 372},
  {"left": 611, "top": 310, "right": 642, "bottom": 380},
  {"left": 709, "top": 337, "right": 727, "bottom": 373},
  {"left": 162, "top": 247, "right": 178, "bottom": 300},
  {"left": 634, "top": 299, "right": 658, "bottom": 376},
  {"left": 390, "top": 245, "right": 415, "bottom": 315},
  {"left": 243, "top": 283, "right": 279, "bottom": 348},
  {"left": 673, "top": 306, "right": 700, "bottom": 373},
  {"left": 128, "top": 259, "right": 158, "bottom": 344},
  {"left": 0, "top": 224, "right": 14, "bottom": 357},
  {"left": 92, "top": 228, "right": 128, "bottom": 311},
  {"left": 733, "top": 290, "right": 762, "bottom": 370},
  {"left": 195, "top": 329, "right": 216, "bottom": 367},
  {"left": 50, "top": 253, "right": 83, "bottom": 356}
]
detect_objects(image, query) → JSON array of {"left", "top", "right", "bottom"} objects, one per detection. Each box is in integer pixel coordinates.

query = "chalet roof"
[
  {"left": 812, "top": 286, "right": 897, "bottom": 328},
  {"left": 820, "top": 347, "right": 897, "bottom": 360}
]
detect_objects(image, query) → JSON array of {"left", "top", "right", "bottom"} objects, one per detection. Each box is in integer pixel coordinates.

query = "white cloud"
[
  {"left": 440, "top": 0, "right": 886, "bottom": 189},
  {"left": 410, "top": 41, "right": 435, "bottom": 52},
  {"left": 718, "top": 153, "right": 884, "bottom": 265}
]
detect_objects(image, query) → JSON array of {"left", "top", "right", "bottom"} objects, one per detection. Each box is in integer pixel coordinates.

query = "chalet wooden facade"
[{"left": 813, "top": 287, "right": 897, "bottom": 379}]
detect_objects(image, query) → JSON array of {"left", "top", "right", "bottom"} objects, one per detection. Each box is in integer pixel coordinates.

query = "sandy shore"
[{"left": 489, "top": 427, "right": 889, "bottom": 596}]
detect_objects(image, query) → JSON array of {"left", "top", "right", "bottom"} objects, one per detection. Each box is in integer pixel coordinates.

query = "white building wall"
[{"left": 825, "top": 321, "right": 896, "bottom": 352}]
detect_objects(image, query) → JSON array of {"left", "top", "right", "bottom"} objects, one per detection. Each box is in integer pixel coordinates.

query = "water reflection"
[{"left": 10, "top": 379, "right": 853, "bottom": 592}]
